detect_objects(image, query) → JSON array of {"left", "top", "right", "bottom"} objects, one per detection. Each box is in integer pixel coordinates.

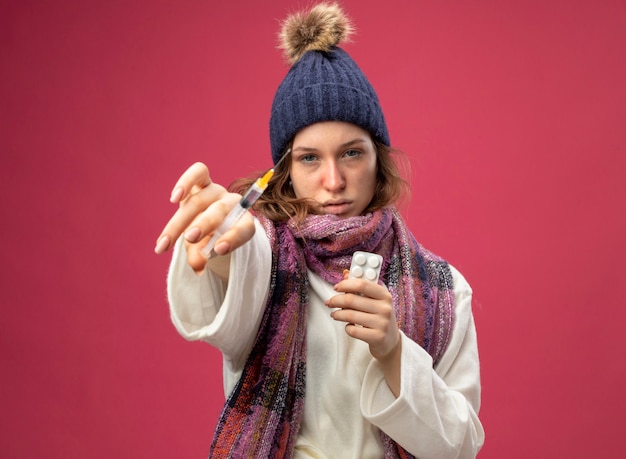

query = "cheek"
[
  {"left": 358, "top": 168, "right": 378, "bottom": 205},
  {"left": 289, "top": 170, "right": 310, "bottom": 199},
  {"left": 291, "top": 183, "right": 304, "bottom": 199},
  {"left": 363, "top": 176, "right": 378, "bottom": 202},
  {"left": 359, "top": 165, "right": 377, "bottom": 192}
]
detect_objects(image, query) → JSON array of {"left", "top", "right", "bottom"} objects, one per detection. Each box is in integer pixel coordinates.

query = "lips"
[{"left": 322, "top": 200, "right": 352, "bottom": 215}]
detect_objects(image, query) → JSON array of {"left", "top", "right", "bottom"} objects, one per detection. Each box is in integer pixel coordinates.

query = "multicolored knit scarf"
[{"left": 209, "top": 207, "right": 455, "bottom": 458}]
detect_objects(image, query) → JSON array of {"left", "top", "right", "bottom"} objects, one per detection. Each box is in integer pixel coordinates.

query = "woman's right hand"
[{"left": 154, "top": 162, "right": 256, "bottom": 274}]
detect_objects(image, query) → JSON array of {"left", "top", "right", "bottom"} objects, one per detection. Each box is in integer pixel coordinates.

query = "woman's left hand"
[{"left": 325, "top": 275, "right": 401, "bottom": 362}]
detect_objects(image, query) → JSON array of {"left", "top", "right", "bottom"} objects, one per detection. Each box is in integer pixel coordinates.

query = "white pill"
[
  {"left": 365, "top": 268, "right": 377, "bottom": 281},
  {"left": 367, "top": 256, "right": 380, "bottom": 268},
  {"left": 354, "top": 253, "right": 367, "bottom": 266},
  {"left": 351, "top": 266, "right": 363, "bottom": 278}
]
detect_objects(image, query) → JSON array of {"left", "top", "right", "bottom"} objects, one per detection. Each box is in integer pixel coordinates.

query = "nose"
[{"left": 323, "top": 160, "right": 345, "bottom": 191}]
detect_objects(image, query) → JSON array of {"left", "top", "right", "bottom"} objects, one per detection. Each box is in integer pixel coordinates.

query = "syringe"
[{"left": 200, "top": 168, "right": 275, "bottom": 259}]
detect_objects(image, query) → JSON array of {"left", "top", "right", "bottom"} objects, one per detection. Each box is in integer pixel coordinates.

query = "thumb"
[{"left": 186, "top": 237, "right": 211, "bottom": 273}]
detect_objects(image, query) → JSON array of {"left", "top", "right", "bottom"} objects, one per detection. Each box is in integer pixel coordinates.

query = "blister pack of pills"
[{"left": 349, "top": 251, "right": 383, "bottom": 284}]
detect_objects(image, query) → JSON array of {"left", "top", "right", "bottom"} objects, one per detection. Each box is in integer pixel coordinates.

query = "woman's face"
[{"left": 289, "top": 121, "right": 377, "bottom": 218}]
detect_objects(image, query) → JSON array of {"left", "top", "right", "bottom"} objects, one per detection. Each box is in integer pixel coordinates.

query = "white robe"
[{"left": 167, "top": 220, "right": 484, "bottom": 458}]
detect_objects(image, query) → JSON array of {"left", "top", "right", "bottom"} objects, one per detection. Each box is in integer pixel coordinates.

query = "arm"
[
  {"left": 156, "top": 163, "right": 273, "bottom": 370},
  {"left": 360, "top": 266, "right": 484, "bottom": 458},
  {"left": 167, "top": 219, "right": 272, "bottom": 372}
]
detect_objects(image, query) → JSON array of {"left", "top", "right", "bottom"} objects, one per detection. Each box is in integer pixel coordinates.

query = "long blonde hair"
[{"left": 229, "top": 141, "right": 411, "bottom": 223}]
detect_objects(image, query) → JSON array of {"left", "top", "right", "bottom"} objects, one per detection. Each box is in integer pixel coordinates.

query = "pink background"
[{"left": 2, "top": 0, "right": 625, "bottom": 457}]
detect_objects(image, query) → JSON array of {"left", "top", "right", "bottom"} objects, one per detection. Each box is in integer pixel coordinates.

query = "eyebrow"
[{"left": 292, "top": 138, "right": 369, "bottom": 153}]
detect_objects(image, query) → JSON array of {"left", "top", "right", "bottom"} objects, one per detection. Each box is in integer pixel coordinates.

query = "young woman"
[{"left": 155, "top": 3, "right": 484, "bottom": 458}]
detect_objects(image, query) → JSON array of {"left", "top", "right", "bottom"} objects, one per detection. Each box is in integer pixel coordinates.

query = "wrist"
[
  {"left": 377, "top": 331, "right": 402, "bottom": 364},
  {"left": 376, "top": 332, "right": 402, "bottom": 398}
]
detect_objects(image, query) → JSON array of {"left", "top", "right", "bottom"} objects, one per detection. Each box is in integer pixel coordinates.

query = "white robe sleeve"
[
  {"left": 360, "top": 265, "right": 485, "bottom": 458},
  {"left": 167, "top": 219, "right": 272, "bottom": 373}
]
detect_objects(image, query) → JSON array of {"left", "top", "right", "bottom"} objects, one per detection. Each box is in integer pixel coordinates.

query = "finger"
[
  {"left": 185, "top": 209, "right": 255, "bottom": 273},
  {"left": 206, "top": 210, "right": 256, "bottom": 257},
  {"left": 186, "top": 235, "right": 213, "bottom": 272},
  {"left": 345, "top": 323, "right": 400, "bottom": 361},
  {"left": 182, "top": 192, "right": 242, "bottom": 244},
  {"left": 331, "top": 308, "right": 376, "bottom": 328},
  {"left": 326, "top": 291, "right": 378, "bottom": 314},
  {"left": 333, "top": 278, "right": 391, "bottom": 301},
  {"left": 344, "top": 323, "right": 378, "bottom": 340},
  {"left": 155, "top": 183, "right": 229, "bottom": 254},
  {"left": 169, "top": 162, "right": 211, "bottom": 203},
  {"left": 332, "top": 308, "right": 398, "bottom": 353}
]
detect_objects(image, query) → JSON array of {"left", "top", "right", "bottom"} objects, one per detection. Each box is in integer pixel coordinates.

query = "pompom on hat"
[{"left": 269, "top": 2, "right": 390, "bottom": 165}]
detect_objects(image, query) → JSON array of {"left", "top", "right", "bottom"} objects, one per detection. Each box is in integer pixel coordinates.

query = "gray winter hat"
[{"left": 269, "top": 2, "right": 390, "bottom": 165}]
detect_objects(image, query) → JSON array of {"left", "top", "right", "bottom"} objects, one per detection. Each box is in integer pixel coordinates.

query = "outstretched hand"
[{"left": 154, "top": 162, "right": 256, "bottom": 274}]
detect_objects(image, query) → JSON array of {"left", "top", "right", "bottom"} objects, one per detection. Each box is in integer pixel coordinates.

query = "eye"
[
  {"left": 299, "top": 153, "right": 318, "bottom": 163},
  {"left": 343, "top": 149, "right": 361, "bottom": 158}
]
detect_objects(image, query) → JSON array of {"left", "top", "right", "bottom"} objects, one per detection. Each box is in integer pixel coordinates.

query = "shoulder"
[{"left": 448, "top": 264, "right": 473, "bottom": 300}]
